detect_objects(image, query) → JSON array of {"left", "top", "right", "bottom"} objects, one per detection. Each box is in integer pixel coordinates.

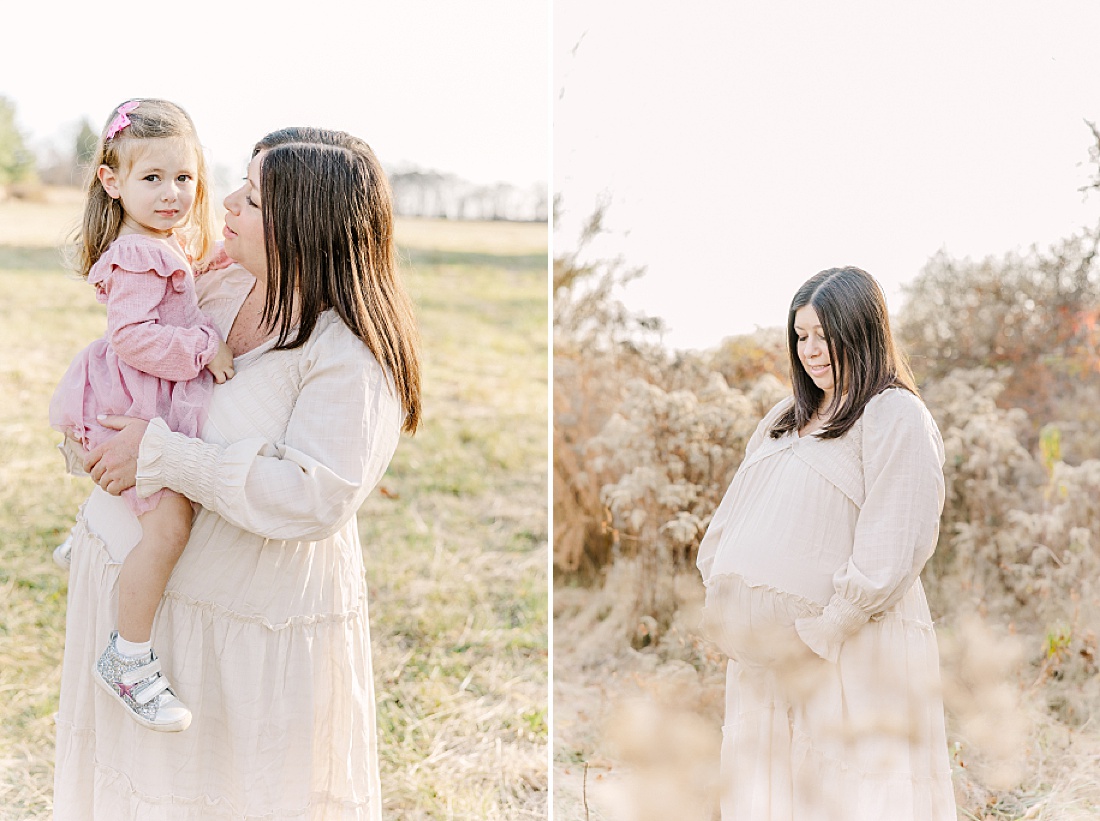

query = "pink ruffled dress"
[{"left": 49, "top": 234, "right": 222, "bottom": 517}]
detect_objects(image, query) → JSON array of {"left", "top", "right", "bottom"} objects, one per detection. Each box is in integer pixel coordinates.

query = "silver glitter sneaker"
[
  {"left": 53, "top": 535, "right": 73, "bottom": 569},
  {"left": 93, "top": 632, "right": 192, "bottom": 732}
]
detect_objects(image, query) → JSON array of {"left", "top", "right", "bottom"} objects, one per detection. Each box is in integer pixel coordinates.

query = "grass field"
[{"left": 0, "top": 193, "right": 548, "bottom": 820}]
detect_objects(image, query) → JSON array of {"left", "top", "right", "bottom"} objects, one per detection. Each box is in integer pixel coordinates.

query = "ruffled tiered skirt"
[
  {"left": 702, "top": 572, "right": 955, "bottom": 821},
  {"left": 53, "top": 490, "right": 382, "bottom": 820}
]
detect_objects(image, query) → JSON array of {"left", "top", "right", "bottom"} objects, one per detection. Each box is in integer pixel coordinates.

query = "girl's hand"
[
  {"left": 206, "top": 341, "right": 236, "bottom": 383},
  {"left": 194, "top": 244, "right": 234, "bottom": 276},
  {"left": 84, "top": 416, "right": 149, "bottom": 495}
]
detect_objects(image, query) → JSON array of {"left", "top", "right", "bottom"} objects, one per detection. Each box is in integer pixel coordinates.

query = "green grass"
[{"left": 0, "top": 205, "right": 548, "bottom": 821}]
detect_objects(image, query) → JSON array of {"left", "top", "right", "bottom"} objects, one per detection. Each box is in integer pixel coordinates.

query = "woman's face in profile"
[
  {"left": 222, "top": 151, "right": 267, "bottom": 278},
  {"left": 794, "top": 304, "right": 835, "bottom": 397}
]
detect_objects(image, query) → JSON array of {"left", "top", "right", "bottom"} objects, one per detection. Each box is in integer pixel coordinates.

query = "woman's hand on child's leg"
[{"left": 84, "top": 416, "right": 148, "bottom": 495}]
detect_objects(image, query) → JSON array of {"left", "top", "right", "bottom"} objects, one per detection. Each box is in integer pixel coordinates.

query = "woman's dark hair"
[
  {"left": 771, "top": 266, "right": 917, "bottom": 440},
  {"left": 252, "top": 127, "right": 421, "bottom": 433}
]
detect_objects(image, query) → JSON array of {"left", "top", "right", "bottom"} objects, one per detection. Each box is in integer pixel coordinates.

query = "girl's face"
[
  {"left": 98, "top": 139, "right": 197, "bottom": 238},
  {"left": 222, "top": 151, "right": 267, "bottom": 279},
  {"left": 794, "top": 304, "right": 836, "bottom": 403}
]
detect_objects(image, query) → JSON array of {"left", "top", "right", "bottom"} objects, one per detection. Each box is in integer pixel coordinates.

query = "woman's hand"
[{"left": 84, "top": 416, "right": 149, "bottom": 495}]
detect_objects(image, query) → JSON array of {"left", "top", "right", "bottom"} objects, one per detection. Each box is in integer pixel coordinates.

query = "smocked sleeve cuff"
[
  {"left": 135, "top": 417, "right": 217, "bottom": 502},
  {"left": 794, "top": 593, "right": 870, "bottom": 663},
  {"left": 136, "top": 417, "right": 273, "bottom": 516}
]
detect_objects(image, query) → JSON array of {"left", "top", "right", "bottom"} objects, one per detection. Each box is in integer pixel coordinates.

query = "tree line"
[{"left": 0, "top": 96, "right": 546, "bottom": 222}]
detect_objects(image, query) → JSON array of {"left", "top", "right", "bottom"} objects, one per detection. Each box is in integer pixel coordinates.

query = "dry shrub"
[
  {"left": 705, "top": 327, "right": 788, "bottom": 390},
  {"left": 899, "top": 229, "right": 1100, "bottom": 459},
  {"left": 555, "top": 160, "right": 1100, "bottom": 818},
  {"left": 553, "top": 205, "right": 791, "bottom": 640},
  {"left": 553, "top": 203, "right": 666, "bottom": 575},
  {"left": 585, "top": 374, "right": 787, "bottom": 642},
  {"left": 553, "top": 342, "right": 666, "bottom": 574},
  {"left": 922, "top": 369, "right": 1100, "bottom": 649},
  {"left": 553, "top": 353, "right": 622, "bottom": 573},
  {"left": 554, "top": 337, "right": 788, "bottom": 588},
  {"left": 1002, "top": 459, "right": 1100, "bottom": 625},
  {"left": 920, "top": 368, "right": 1045, "bottom": 600}
]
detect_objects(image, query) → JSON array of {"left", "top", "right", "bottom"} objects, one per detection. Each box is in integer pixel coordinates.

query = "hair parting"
[
  {"left": 771, "top": 266, "right": 917, "bottom": 439},
  {"left": 251, "top": 128, "right": 422, "bottom": 433}
]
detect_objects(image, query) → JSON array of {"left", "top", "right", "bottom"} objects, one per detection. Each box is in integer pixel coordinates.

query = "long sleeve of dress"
[
  {"left": 104, "top": 266, "right": 222, "bottom": 381},
  {"left": 697, "top": 397, "right": 791, "bottom": 583},
  {"left": 795, "top": 389, "right": 945, "bottom": 662},
  {"left": 134, "top": 319, "right": 403, "bottom": 542}
]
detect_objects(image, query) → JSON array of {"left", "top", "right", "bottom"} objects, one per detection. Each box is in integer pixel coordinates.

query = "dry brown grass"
[
  {"left": 0, "top": 197, "right": 548, "bottom": 820},
  {"left": 552, "top": 565, "right": 724, "bottom": 821},
  {"left": 553, "top": 563, "right": 1100, "bottom": 821},
  {"left": 551, "top": 238, "right": 1100, "bottom": 819}
]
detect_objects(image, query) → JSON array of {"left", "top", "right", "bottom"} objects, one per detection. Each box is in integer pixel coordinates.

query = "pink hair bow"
[{"left": 106, "top": 100, "right": 140, "bottom": 140}]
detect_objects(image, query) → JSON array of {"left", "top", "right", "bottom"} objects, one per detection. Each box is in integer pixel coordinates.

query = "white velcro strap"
[
  {"left": 121, "top": 657, "right": 162, "bottom": 686},
  {"left": 134, "top": 675, "right": 171, "bottom": 705}
]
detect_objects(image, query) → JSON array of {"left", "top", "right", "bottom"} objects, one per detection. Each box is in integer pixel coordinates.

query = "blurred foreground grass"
[{"left": 0, "top": 195, "right": 548, "bottom": 820}]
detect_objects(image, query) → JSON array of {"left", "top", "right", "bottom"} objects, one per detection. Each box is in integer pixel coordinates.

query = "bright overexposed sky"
[
  {"left": 2, "top": 1, "right": 548, "bottom": 194},
  {"left": 555, "top": 2, "right": 1100, "bottom": 351}
]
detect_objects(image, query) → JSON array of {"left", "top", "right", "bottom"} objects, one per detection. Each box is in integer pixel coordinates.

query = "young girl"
[{"left": 50, "top": 99, "right": 234, "bottom": 732}]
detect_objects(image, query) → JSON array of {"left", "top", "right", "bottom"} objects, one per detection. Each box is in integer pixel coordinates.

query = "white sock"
[{"left": 116, "top": 634, "right": 152, "bottom": 659}]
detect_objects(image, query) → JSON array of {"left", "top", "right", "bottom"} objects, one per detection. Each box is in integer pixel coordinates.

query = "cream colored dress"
[
  {"left": 53, "top": 265, "right": 403, "bottom": 820},
  {"left": 697, "top": 388, "right": 956, "bottom": 821}
]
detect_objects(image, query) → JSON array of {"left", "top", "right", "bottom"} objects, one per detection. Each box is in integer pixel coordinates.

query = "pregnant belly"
[{"left": 702, "top": 572, "right": 822, "bottom": 671}]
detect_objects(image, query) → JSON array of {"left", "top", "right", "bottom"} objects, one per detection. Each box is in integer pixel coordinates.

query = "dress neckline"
[{"left": 233, "top": 334, "right": 282, "bottom": 368}]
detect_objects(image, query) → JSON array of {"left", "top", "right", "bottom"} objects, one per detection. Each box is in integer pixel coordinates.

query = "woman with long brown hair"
[
  {"left": 54, "top": 127, "right": 420, "bottom": 820},
  {"left": 697, "top": 267, "right": 955, "bottom": 820}
]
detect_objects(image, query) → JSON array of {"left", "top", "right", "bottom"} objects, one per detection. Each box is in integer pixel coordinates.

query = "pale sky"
[
  {"left": 555, "top": 1, "right": 1100, "bottom": 351},
  {"left": 2, "top": 1, "right": 548, "bottom": 192}
]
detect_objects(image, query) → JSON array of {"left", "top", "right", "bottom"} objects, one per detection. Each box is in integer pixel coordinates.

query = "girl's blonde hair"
[{"left": 75, "top": 98, "right": 215, "bottom": 278}]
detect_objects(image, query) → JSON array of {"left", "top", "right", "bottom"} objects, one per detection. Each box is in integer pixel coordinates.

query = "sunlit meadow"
[{"left": 0, "top": 192, "right": 548, "bottom": 821}]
